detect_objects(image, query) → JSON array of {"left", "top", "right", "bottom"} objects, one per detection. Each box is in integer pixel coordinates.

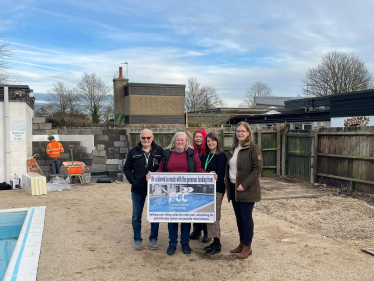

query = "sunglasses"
[{"left": 141, "top": 136, "right": 152, "bottom": 140}]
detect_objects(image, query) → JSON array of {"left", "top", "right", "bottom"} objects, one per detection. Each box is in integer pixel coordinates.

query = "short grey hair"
[
  {"left": 140, "top": 129, "right": 153, "bottom": 138},
  {"left": 166, "top": 132, "right": 193, "bottom": 151}
]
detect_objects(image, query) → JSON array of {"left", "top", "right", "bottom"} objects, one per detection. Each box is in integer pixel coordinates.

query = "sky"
[{"left": 1, "top": 0, "right": 374, "bottom": 107}]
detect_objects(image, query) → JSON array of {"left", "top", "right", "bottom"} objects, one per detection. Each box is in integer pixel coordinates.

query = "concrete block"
[
  {"left": 33, "top": 129, "right": 46, "bottom": 135},
  {"left": 58, "top": 129, "right": 67, "bottom": 135},
  {"left": 33, "top": 147, "right": 45, "bottom": 154},
  {"left": 99, "top": 150, "right": 106, "bottom": 156},
  {"left": 97, "top": 144, "right": 105, "bottom": 151},
  {"left": 120, "top": 135, "right": 128, "bottom": 141},
  {"left": 33, "top": 117, "right": 45, "bottom": 124},
  {"left": 94, "top": 140, "right": 114, "bottom": 148},
  {"left": 91, "top": 164, "right": 107, "bottom": 171},
  {"left": 106, "top": 153, "right": 115, "bottom": 159},
  {"left": 39, "top": 123, "right": 52, "bottom": 130},
  {"left": 80, "top": 129, "right": 91, "bottom": 135},
  {"left": 93, "top": 156, "right": 107, "bottom": 165},
  {"left": 106, "top": 159, "right": 123, "bottom": 165},
  {"left": 91, "top": 129, "right": 102, "bottom": 135},
  {"left": 108, "top": 147, "right": 120, "bottom": 153},
  {"left": 74, "top": 146, "right": 87, "bottom": 153},
  {"left": 105, "top": 164, "right": 121, "bottom": 171},
  {"left": 109, "top": 170, "right": 123, "bottom": 179},
  {"left": 114, "top": 141, "right": 125, "bottom": 147},
  {"left": 32, "top": 123, "right": 40, "bottom": 130},
  {"left": 86, "top": 147, "right": 95, "bottom": 154},
  {"left": 96, "top": 135, "right": 109, "bottom": 141},
  {"left": 115, "top": 153, "right": 126, "bottom": 159},
  {"left": 36, "top": 160, "right": 45, "bottom": 166},
  {"left": 67, "top": 129, "right": 80, "bottom": 135},
  {"left": 40, "top": 165, "right": 50, "bottom": 172},
  {"left": 45, "top": 129, "right": 59, "bottom": 135},
  {"left": 92, "top": 150, "right": 100, "bottom": 156},
  {"left": 120, "top": 148, "right": 129, "bottom": 154},
  {"left": 60, "top": 153, "right": 70, "bottom": 160},
  {"left": 83, "top": 159, "right": 93, "bottom": 166},
  {"left": 80, "top": 153, "right": 93, "bottom": 159}
]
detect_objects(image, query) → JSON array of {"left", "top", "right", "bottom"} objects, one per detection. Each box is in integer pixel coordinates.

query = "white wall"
[
  {"left": 32, "top": 135, "right": 95, "bottom": 153},
  {"left": 0, "top": 101, "right": 34, "bottom": 182}
]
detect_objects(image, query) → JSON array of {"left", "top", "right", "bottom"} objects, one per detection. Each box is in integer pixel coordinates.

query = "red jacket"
[{"left": 193, "top": 128, "right": 207, "bottom": 158}]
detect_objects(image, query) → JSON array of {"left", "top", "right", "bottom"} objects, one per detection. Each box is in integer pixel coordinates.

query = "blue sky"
[{"left": 2, "top": 0, "right": 374, "bottom": 106}]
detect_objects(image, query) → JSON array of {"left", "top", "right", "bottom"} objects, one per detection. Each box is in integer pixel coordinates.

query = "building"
[
  {"left": 113, "top": 67, "right": 185, "bottom": 125},
  {"left": 0, "top": 85, "right": 35, "bottom": 183},
  {"left": 254, "top": 96, "right": 304, "bottom": 108}
]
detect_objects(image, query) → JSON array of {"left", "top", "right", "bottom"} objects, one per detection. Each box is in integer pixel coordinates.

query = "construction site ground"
[{"left": 0, "top": 177, "right": 373, "bottom": 281}]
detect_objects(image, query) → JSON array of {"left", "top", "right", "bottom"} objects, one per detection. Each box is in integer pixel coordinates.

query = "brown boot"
[
  {"left": 230, "top": 241, "right": 243, "bottom": 253},
  {"left": 238, "top": 245, "right": 252, "bottom": 259}
]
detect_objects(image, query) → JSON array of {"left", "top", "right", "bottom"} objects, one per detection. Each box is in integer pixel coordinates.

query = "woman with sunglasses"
[
  {"left": 124, "top": 129, "right": 163, "bottom": 251},
  {"left": 200, "top": 132, "right": 227, "bottom": 255},
  {"left": 226, "top": 122, "right": 263, "bottom": 259}
]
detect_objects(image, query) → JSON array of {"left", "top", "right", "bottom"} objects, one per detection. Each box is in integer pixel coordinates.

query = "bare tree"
[
  {"left": 302, "top": 51, "right": 374, "bottom": 97},
  {"left": 45, "top": 82, "right": 81, "bottom": 117},
  {"left": 185, "top": 77, "right": 224, "bottom": 112},
  {"left": 76, "top": 73, "right": 111, "bottom": 122},
  {"left": 0, "top": 22, "right": 13, "bottom": 84},
  {"left": 240, "top": 81, "right": 272, "bottom": 108}
]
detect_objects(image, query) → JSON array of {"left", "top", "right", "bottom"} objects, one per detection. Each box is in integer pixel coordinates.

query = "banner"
[{"left": 147, "top": 172, "right": 216, "bottom": 223}]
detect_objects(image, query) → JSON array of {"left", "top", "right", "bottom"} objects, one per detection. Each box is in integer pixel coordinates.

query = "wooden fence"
[{"left": 128, "top": 126, "right": 374, "bottom": 194}]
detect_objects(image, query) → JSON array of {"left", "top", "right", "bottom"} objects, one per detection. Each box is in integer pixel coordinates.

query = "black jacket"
[
  {"left": 200, "top": 152, "right": 227, "bottom": 193},
  {"left": 123, "top": 142, "right": 163, "bottom": 195},
  {"left": 161, "top": 148, "right": 196, "bottom": 172}
]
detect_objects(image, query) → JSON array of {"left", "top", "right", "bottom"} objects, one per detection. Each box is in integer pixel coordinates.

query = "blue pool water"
[
  {"left": 149, "top": 194, "right": 214, "bottom": 212},
  {"left": 0, "top": 212, "right": 27, "bottom": 281}
]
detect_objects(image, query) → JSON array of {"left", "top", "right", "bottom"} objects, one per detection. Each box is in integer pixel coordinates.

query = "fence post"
[
  {"left": 257, "top": 130, "right": 262, "bottom": 150},
  {"left": 276, "top": 130, "right": 281, "bottom": 175},
  {"left": 310, "top": 130, "right": 317, "bottom": 183},
  {"left": 282, "top": 130, "right": 287, "bottom": 177}
]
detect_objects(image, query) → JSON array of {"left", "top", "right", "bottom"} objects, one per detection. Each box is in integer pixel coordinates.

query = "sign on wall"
[
  {"left": 331, "top": 116, "right": 373, "bottom": 128},
  {"left": 10, "top": 121, "right": 26, "bottom": 141},
  {"left": 147, "top": 173, "right": 216, "bottom": 223}
]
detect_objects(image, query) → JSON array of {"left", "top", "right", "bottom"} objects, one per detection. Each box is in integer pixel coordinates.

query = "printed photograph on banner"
[{"left": 147, "top": 173, "right": 216, "bottom": 223}]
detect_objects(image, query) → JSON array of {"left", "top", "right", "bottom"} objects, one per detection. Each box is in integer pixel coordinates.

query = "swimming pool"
[
  {"left": 149, "top": 193, "right": 214, "bottom": 213},
  {"left": 0, "top": 212, "right": 27, "bottom": 281},
  {"left": 0, "top": 207, "right": 46, "bottom": 281}
]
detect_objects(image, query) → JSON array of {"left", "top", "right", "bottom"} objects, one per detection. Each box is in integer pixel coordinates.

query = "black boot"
[
  {"left": 190, "top": 223, "right": 202, "bottom": 240},
  {"left": 202, "top": 223, "right": 211, "bottom": 243},
  {"left": 205, "top": 238, "right": 221, "bottom": 255}
]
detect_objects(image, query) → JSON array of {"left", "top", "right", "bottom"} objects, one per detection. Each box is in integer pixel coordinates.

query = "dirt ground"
[{"left": 0, "top": 178, "right": 373, "bottom": 281}]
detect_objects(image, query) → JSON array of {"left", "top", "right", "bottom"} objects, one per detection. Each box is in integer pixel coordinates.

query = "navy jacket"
[{"left": 123, "top": 142, "right": 163, "bottom": 195}]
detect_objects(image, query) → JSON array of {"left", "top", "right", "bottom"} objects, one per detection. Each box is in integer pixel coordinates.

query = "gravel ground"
[{"left": 0, "top": 179, "right": 373, "bottom": 281}]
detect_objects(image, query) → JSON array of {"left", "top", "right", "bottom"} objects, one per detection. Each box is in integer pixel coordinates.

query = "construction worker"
[{"left": 46, "top": 134, "right": 64, "bottom": 174}]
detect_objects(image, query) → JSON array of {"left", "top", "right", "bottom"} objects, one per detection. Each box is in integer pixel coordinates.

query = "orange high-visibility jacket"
[{"left": 46, "top": 141, "right": 64, "bottom": 158}]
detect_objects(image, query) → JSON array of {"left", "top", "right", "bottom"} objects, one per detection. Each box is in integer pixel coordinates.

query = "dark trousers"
[
  {"left": 230, "top": 182, "right": 255, "bottom": 246},
  {"left": 132, "top": 192, "right": 159, "bottom": 242},
  {"left": 168, "top": 223, "right": 191, "bottom": 246},
  {"left": 49, "top": 158, "right": 61, "bottom": 174}
]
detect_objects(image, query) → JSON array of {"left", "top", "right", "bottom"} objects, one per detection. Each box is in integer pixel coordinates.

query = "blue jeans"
[
  {"left": 168, "top": 223, "right": 191, "bottom": 246},
  {"left": 49, "top": 158, "right": 61, "bottom": 174},
  {"left": 132, "top": 192, "right": 159, "bottom": 242},
  {"left": 230, "top": 182, "right": 255, "bottom": 246}
]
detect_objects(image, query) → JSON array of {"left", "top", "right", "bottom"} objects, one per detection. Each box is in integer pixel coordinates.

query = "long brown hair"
[
  {"left": 204, "top": 132, "right": 223, "bottom": 155},
  {"left": 230, "top": 121, "right": 254, "bottom": 150}
]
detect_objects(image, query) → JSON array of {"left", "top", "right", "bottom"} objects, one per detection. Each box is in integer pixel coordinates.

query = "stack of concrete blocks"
[
  {"left": 33, "top": 117, "right": 52, "bottom": 131},
  {"left": 92, "top": 144, "right": 107, "bottom": 171}
]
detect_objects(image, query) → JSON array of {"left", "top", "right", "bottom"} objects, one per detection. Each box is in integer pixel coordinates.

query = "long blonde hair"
[
  {"left": 230, "top": 121, "right": 254, "bottom": 149},
  {"left": 166, "top": 132, "right": 193, "bottom": 151}
]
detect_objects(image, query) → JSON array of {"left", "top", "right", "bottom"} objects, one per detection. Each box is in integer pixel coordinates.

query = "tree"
[
  {"left": 76, "top": 73, "right": 111, "bottom": 122},
  {"left": 301, "top": 51, "right": 374, "bottom": 97},
  {"left": 240, "top": 82, "right": 272, "bottom": 108},
  {"left": 185, "top": 77, "right": 224, "bottom": 112},
  {"left": 45, "top": 82, "right": 81, "bottom": 117},
  {"left": 0, "top": 22, "right": 13, "bottom": 84}
]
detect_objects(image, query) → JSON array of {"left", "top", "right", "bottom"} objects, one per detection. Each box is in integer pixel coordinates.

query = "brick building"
[{"left": 113, "top": 67, "right": 185, "bottom": 125}]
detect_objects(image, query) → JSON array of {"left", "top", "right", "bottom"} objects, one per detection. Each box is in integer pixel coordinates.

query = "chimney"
[{"left": 119, "top": 67, "right": 123, "bottom": 78}]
